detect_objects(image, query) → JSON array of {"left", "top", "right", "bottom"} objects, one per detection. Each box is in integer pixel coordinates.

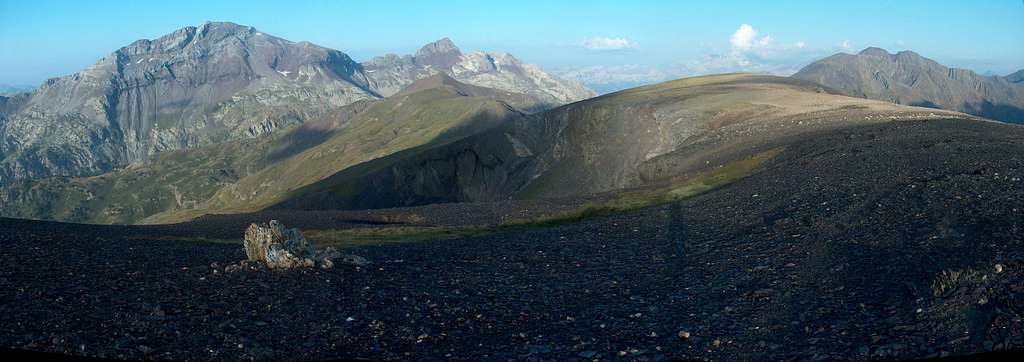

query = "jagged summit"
[
  {"left": 415, "top": 37, "right": 461, "bottom": 57},
  {"left": 362, "top": 38, "right": 595, "bottom": 106},
  {"left": 0, "top": 21, "right": 378, "bottom": 184},
  {"left": 414, "top": 37, "right": 463, "bottom": 70}
]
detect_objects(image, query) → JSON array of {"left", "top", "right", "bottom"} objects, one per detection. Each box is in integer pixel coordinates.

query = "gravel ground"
[{"left": 2, "top": 119, "right": 1024, "bottom": 361}]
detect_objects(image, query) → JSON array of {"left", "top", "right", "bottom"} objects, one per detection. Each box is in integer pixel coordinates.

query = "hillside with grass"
[
  {"left": 0, "top": 77, "right": 525, "bottom": 224},
  {"left": 273, "top": 73, "right": 978, "bottom": 211}
]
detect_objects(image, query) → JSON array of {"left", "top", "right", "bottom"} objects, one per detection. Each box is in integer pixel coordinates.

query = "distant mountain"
[
  {"left": 553, "top": 64, "right": 674, "bottom": 94},
  {"left": 363, "top": 38, "right": 595, "bottom": 110},
  {"left": 1006, "top": 70, "right": 1024, "bottom": 84},
  {"left": 792, "top": 47, "right": 1024, "bottom": 124},
  {"left": 0, "top": 23, "right": 580, "bottom": 186},
  {"left": 0, "top": 74, "right": 525, "bottom": 224},
  {"left": 0, "top": 21, "right": 380, "bottom": 184},
  {"left": 0, "top": 84, "right": 34, "bottom": 95},
  {"left": 272, "top": 74, "right": 976, "bottom": 211}
]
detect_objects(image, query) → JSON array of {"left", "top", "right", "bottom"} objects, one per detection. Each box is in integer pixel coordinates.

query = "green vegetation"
[
  {"left": 300, "top": 148, "right": 782, "bottom": 248},
  {"left": 145, "top": 88, "right": 518, "bottom": 224},
  {"left": 304, "top": 226, "right": 492, "bottom": 248},
  {"left": 509, "top": 148, "right": 783, "bottom": 226},
  {"left": 1, "top": 85, "right": 520, "bottom": 225}
]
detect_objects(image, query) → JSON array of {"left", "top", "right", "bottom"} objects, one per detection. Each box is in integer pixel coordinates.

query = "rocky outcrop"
[
  {"left": 243, "top": 220, "right": 343, "bottom": 269},
  {"left": 362, "top": 38, "right": 595, "bottom": 109},
  {"left": 792, "top": 47, "right": 1024, "bottom": 124},
  {"left": 242, "top": 220, "right": 369, "bottom": 270},
  {"left": 0, "top": 21, "right": 379, "bottom": 184}
]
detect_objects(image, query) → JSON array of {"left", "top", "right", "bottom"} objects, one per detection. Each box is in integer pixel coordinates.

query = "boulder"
[
  {"left": 244, "top": 220, "right": 317, "bottom": 269},
  {"left": 241, "top": 220, "right": 369, "bottom": 270}
]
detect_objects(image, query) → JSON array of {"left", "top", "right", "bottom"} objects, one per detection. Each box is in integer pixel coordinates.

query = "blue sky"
[{"left": 1, "top": 0, "right": 1022, "bottom": 87}]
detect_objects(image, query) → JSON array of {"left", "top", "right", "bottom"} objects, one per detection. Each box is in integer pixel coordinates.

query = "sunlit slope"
[
  {"left": 1, "top": 79, "right": 524, "bottom": 224},
  {"left": 274, "top": 73, "right": 978, "bottom": 211}
]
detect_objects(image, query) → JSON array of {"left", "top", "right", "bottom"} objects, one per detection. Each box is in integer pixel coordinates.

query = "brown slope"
[{"left": 272, "top": 73, "right": 979, "bottom": 211}]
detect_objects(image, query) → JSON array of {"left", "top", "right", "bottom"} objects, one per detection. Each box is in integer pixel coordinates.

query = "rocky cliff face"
[
  {"left": 363, "top": 38, "right": 595, "bottom": 110},
  {"left": 792, "top": 47, "right": 1024, "bottom": 124},
  {"left": 0, "top": 21, "right": 378, "bottom": 184}
]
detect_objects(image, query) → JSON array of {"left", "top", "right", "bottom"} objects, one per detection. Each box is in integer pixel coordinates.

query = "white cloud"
[
  {"left": 582, "top": 36, "right": 636, "bottom": 51},
  {"left": 686, "top": 24, "right": 817, "bottom": 77},
  {"left": 840, "top": 40, "right": 853, "bottom": 50},
  {"left": 729, "top": 24, "right": 772, "bottom": 52}
]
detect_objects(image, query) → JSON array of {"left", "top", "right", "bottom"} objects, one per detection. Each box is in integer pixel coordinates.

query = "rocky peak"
[
  {"left": 416, "top": 37, "right": 461, "bottom": 57},
  {"left": 414, "top": 37, "right": 463, "bottom": 70},
  {"left": 0, "top": 21, "right": 378, "bottom": 184}
]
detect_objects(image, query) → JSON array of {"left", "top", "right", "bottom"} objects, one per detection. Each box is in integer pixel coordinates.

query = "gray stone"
[
  {"left": 243, "top": 220, "right": 316, "bottom": 269},
  {"left": 242, "top": 220, "right": 367, "bottom": 270}
]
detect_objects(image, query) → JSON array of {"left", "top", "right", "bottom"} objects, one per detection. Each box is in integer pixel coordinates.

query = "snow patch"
[{"left": 277, "top": 70, "right": 292, "bottom": 77}]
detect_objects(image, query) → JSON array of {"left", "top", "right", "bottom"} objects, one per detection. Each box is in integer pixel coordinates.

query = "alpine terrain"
[
  {"left": 1, "top": 7, "right": 1023, "bottom": 362},
  {"left": 793, "top": 47, "right": 1024, "bottom": 124}
]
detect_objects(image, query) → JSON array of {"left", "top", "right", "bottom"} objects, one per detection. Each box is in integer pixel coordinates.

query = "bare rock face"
[
  {"left": 362, "top": 38, "right": 596, "bottom": 108},
  {"left": 243, "top": 220, "right": 317, "bottom": 269},
  {"left": 0, "top": 21, "right": 378, "bottom": 184}
]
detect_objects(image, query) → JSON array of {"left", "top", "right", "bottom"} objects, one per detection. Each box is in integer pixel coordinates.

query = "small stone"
[
  {"left": 712, "top": 338, "right": 722, "bottom": 348},
  {"left": 995, "top": 264, "right": 1004, "bottom": 274},
  {"left": 678, "top": 331, "right": 691, "bottom": 340},
  {"left": 578, "top": 350, "right": 597, "bottom": 358},
  {"left": 137, "top": 345, "right": 154, "bottom": 355}
]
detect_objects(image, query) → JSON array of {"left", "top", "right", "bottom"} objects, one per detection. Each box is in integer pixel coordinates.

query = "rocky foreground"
[{"left": 2, "top": 119, "right": 1024, "bottom": 360}]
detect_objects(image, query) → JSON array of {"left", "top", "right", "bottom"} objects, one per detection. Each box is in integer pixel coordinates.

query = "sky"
[{"left": 1, "top": 0, "right": 1023, "bottom": 90}]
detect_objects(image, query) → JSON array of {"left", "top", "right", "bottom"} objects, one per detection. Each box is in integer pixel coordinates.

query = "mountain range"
[
  {"left": 793, "top": 47, "right": 1024, "bottom": 124},
  {"left": 363, "top": 38, "right": 595, "bottom": 110},
  {"left": 0, "top": 73, "right": 529, "bottom": 224},
  {"left": 2, "top": 22, "right": 1023, "bottom": 226},
  {"left": 0, "top": 22, "right": 593, "bottom": 185}
]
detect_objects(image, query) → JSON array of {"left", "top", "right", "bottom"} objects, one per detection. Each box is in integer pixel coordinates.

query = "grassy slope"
[
  {"left": 272, "top": 73, "right": 978, "bottom": 213},
  {"left": 1, "top": 87, "right": 520, "bottom": 224},
  {"left": 302, "top": 148, "right": 782, "bottom": 249},
  {"left": 143, "top": 88, "right": 520, "bottom": 223}
]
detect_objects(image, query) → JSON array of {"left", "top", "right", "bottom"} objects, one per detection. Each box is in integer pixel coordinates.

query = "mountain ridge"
[
  {"left": 272, "top": 73, "right": 978, "bottom": 212},
  {"left": 362, "top": 38, "right": 596, "bottom": 109},
  {"left": 0, "top": 22, "right": 592, "bottom": 186},
  {"left": 0, "top": 21, "right": 379, "bottom": 184},
  {"left": 792, "top": 47, "right": 1024, "bottom": 124},
  {"left": 0, "top": 74, "right": 526, "bottom": 224}
]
